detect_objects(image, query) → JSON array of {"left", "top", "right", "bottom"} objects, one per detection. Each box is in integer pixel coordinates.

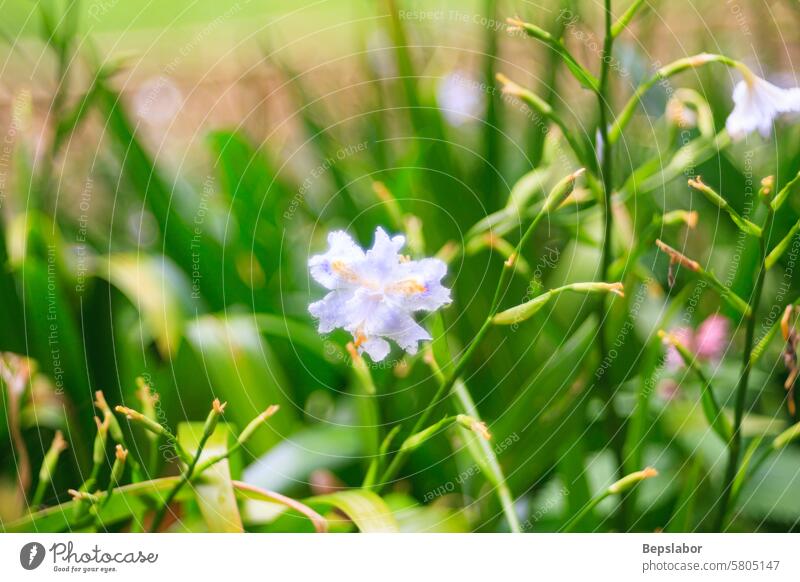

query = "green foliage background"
[{"left": 1, "top": 0, "right": 800, "bottom": 533}]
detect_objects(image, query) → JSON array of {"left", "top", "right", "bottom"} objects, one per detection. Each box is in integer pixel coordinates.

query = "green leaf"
[
  {"left": 665, "top": 458, "right": 704, "bottom": 532},
  {"left": 178, "top": 422, "right": 243, "bottom": 533},
  {"left": 184, "top": 314, "right": 296, "bottom": 455},
  {"left": 95, "top": 81, "right": 250, "bottom": 309},
  {"left": 429, "top": 312, "right": 521, "bottom": 532},
  {"left": 308, "top": 490, "right": 398, "bottom": 532},
  {"left": 244, "top": 421, "right": 363, "bottom": 492},
  {"left": 94, "top": 254, "right": 187, "bottom": 358},
  {"left": 207, "top": 130, "right": 287, "bottom": 289},
  {"left": 662, "top": 333, "right": 732, "bottom": 442},
  {"left": 766, "top": 218, "right": 800, "bottom": 270},
  {"left": 385, "top": 492, "right": 470, "bottom": 532}
]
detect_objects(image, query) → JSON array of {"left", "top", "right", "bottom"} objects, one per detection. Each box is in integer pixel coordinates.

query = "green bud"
[
  {"left": 95, "top": 391, "right": 125, "bottom": 443},
  {"left": 661, "top": 210, "right": 698, "bottom": 229},
  {"left": 772, "top": 420, "right": 800, "bottom": 450},
  {"left": 607, "top": 467, "right": 658, "bottom": 495},
  {"left": 93, "top": 415, "right": 110, "bottom": 466},
  {"left": 115, "top": 405, "right": 168, "bottom": 438},
  {"left": 772, "top": 170, "right": 800, "bottom": 211},
  {"left": 493, "top": 282, "right": 623, "bottom": 326},
  {"left": 542, "top": 168, "right": 585, "bottom": 214},
  {"left": 110, "top": 445, "right": 128, "bottom": 484},
  {"left": 238, "top": 405, "right": 280, "bottom": 445},
  {"left": 493, "top": 291, "right": 553, "bottom": 325},
  {"left": 688, "top": 177, "right": 761, "bottom": 237},
  {"left": 38, "top": 431, "right": 68, "bottom": 485},
  {"left": 401, "top": 424, "right": 442, "bottom": 452},
  {"left": 202, "top": 399, "right": 227, "bottom": 440}
]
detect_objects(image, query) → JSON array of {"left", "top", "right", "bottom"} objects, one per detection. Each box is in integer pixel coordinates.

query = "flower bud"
[
  {"left": 95, "top": 391, "right": 125, "bottom": 443},
  {"left": 93, "top": 415, "right": 110, "bottom": 466},
  {"left": 773, "top": 420, "right": 800, "bottom": 450},
  {"left": 493, "top": 282, "right": 623, "bottom": 325},
  {"left": 238, "top": 405, "right": 280, "bottom": 446},
  {"left": 542, "top": 168, "right": 586, "bottom": 214},
  {"left": 456, "top": 415, "right": 492, "bottom": 440},
  {"left": 115, "top": 405, "right": 168, "bottom": 438},
  {"left": 38, "top": 431, "right": 68, "bottom": 485},
  {"left": 201, "top": 398, "right": 227, "bottom": 441},
  {"left": 607, "top": 467, "right": 658, "bottom": 495},
  {"left": 110, "top": 444, "right": 128, "bottom": 484}
]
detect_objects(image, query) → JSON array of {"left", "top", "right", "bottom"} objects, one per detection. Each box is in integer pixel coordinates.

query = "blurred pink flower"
[{"left": 666, "top": 314, "right": 730, "bottom": 370}]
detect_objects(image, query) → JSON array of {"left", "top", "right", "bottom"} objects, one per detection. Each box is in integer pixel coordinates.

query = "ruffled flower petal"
[
  {"left": 308, "top": 290, "right": 355, "bottom": 334},
  {"left": 360, "top": 337, "right": 391, "bottom": 362},
  {"left": 362, "top": 227, "right": 406, "bottom": 280},
  {"left": 308, "top": 230, "right": 366, "bottom": 290},
  {"left": 361, "top": 302, "right": 432, "bottom": 355},
  {"left": 308, "top": 227, "right": 451, "bottom": 361},
  {"left": 392, "top": 258, "right": 452, "bottom": 312}
]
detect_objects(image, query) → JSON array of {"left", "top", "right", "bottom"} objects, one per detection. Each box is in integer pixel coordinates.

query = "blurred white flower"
[
  {"left": 726, "top": 71, "right": 800, "bottom": 140},
  {"left": 437, "top": 72, "right": 484, "bottom": 127},
  {"left": 309, "top": 227, "right": 451, "bottom": 361},
  {"left": 133, "top": 76, "right": 184, "bottom": 125}
]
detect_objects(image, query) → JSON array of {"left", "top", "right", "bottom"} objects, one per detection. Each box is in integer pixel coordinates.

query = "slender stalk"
[
  {"left": 715, "top": 205, "right": 774, "bottom": 530},
  {"left": 148, "top": 430, "right": 213, "bottom": 533},
  {"left": 376, "top": 318, "right": 493, "bottom": 489},
  {"left": 376, "top": 170, "right": 584, "bottom": 492},
  {"left": 563, "top": 467, "right": 657, "bottom": 531},
  {"left": 594, "top": 0, "right": 629, "bottom": 529},
  {"left": 148, "top": 401, "right": 228, "bottom": 532}
]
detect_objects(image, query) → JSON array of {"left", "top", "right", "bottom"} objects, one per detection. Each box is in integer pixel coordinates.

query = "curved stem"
[
  {"left": 608, "top": 54, "right": 740, "bottom": 144},
  {"left": 715, "top": 205, "right": 774, "bottom": 530}
]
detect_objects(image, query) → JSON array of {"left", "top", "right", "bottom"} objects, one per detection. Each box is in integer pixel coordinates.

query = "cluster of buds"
[{"left": 781, "top": 306, "right": 799, "bottom": 416}]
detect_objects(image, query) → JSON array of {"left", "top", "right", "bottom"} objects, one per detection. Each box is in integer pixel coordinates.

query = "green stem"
[
  {"left": 595, "top": 0, "right": 628, "bottom": 529},
  {"left": 31, "top": 479, "right": 48, "bottom": 509},
  {"left": 148, "top": 421, "right": 217, "bottom": 533},
  {"left": 376, "top": 317, "right": 493, "bottom": 489},
  {"left": 375, "top": 171, "right": 582, "bottom": 492},
  {"left": 714, "top": 204, "right": 774, "bottom": 530},
  {"left": 563, "top": 491, "right": 608, "bottom": 532}
]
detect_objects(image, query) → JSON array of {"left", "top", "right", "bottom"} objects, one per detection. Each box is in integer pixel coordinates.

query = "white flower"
[
  {"left": 309, "top": 227, "right": 451, "bottom": 361},
  {"left": 437, "top": 72, "right": 484, "bottom": 127},
  {"left": 726, "top": 73, "right": 800, "bottom": 140}
]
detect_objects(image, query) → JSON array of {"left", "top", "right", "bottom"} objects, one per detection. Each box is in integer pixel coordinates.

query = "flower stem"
[
  {"left": 595, "top": 0, "right": 629, "bottom": 529},
  {"left": 375, "top": 170, "right": 584, "bottom": 494},
  {"left": 376, "top": 316, "right": 493, "bottom": 489},
  {"left": 714, "top": 205, "right": 774, "bottom": 530}
]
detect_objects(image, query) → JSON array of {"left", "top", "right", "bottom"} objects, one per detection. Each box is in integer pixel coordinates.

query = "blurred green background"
[{"left": 1, "top": 0, "right": 800, "bottom": 533}]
